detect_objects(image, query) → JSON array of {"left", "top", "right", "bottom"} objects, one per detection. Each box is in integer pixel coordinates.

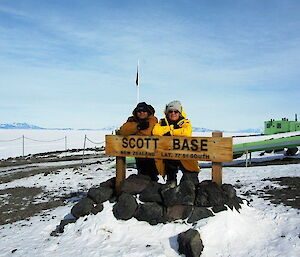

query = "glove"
[
  {"left": 177, "top": 119, "right": 189, "bottom": 127},
  {"left": 127, "top": 116, "right": 138, "bottom": 122},
  {"left": 137, "top": 120, "right": 149, "bottom": 130}
]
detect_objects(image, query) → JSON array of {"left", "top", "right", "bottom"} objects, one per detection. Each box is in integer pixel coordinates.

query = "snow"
[
  {"left": 0, "top": 129, "right": 108, "bottom": 159},
  {"left": 0, "top": 129, "right": 299, "bottom": 256}
]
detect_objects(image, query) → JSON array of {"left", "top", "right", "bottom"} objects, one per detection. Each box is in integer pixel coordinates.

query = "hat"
[
  {"left": 165, "top": 100, "right": 182, "bottom": 114},
  {"left": 133, "top": 102, "right": 155, "bottom": 116}
]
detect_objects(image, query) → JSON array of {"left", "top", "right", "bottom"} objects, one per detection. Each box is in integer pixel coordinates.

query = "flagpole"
[{"left": 136, "top": 59, "right": 140, "bottom": 104}]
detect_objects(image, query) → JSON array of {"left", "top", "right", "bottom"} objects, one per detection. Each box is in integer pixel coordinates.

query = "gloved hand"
[
  {"left": 137, "top": 120, "right": 149, "bottom": 130},
  {"left": 177, "top": 119, "right": 189, "bottom": 127},
  {"left": 127, "top": 116, "right": 138, "bottom": 122}
]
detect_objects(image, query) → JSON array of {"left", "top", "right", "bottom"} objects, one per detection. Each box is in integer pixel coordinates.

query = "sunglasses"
[
  {"left": 168, "top": 110, "right": 179, "bottom": 114},
  {"left": 137, "top": 110, "right": 147, "bottom": 113}
]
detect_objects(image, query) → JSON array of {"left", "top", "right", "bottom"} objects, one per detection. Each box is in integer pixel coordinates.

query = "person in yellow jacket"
[
  {"left": 119, "top": 102, "right": 159, "bottom": 181},
  {"left": 152, "top": 100, "right": 200, "bottom": 185}
]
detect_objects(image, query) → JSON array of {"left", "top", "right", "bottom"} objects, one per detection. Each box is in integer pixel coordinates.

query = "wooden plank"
[
  {"left": 105, "top": 135, "right": 233, "bottom": 162},
  {"left": 212, "top": 131, "right": 223, "bottom": 185},
  {"left": 115, "top": 156, "right": 126, "bottom": 195}
]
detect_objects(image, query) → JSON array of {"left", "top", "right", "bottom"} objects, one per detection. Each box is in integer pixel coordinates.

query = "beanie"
[{"left": 165, "top": 100, "right": 182, "bottom": 114}]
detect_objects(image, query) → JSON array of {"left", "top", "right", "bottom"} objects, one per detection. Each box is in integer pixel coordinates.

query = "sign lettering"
[{"left": 106, "top": 135, "right": 233, "bottom": 162}]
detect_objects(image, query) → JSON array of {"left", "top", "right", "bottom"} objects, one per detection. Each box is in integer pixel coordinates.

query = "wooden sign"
[{"left": 106, "top": 135, "right": 233, "bottom": 162}]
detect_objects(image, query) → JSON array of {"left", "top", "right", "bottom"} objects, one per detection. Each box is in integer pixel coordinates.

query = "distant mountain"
[
  {"left": 193, "top": 127, "right": 214, "bottom": 132},
  {"left": 99, "top": 126, "right": 119, "bottom": 131},
  {"left": 233, "top": 128, "right": 263, "bottom": 133},
  {"left": 0, "top": 123, "right": 44, "bottom": 129}
]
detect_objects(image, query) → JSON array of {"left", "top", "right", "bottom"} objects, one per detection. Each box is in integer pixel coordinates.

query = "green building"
[{"left": 264, "top": 115, "right": 300, "bottom": 135}]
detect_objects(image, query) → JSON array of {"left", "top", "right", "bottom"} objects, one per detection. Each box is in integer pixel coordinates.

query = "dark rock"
[
  {"left": 109, "top": 195, "right": 118, "bottom": 203},
  {"left": 194, "top": 188, "right": 210, "bottom": 207},
  {"left": 120, "top": 174, "right": 151, "bottom": 194},
  {"left": 285, "top": 147, "right": 298, "bottom": 156},
  {"left": 139, "top": 182, "right": 163, "bottom": 203},
  {"left": 222, "top": 184, "right": 237, "bottom": 199},
  {"left": 187, "top": 207, "right": 214, "bottom": 223},
  {"left": 87, "top": 186, "right": 113, "bottom": 203},
  {"left": 165, "top": 205, "right": 192, "bottom": 221},
  {"left": 71, "top": 198, "right": 95, "bottom": 218},
  {"left": 100, "top": 177, "right": 116, "bottom": 188},
  {"left": 161, "top": 180, "right": 195, "bottom": 206},
  {"left": 113, "top": 193, "right": 138, "bottom": 220},
  {"left": 212, "top": 205, "right": 227, "bottom": 213},
  {"left": 180, "top": 171, "right": 200, "bottom": 186},
  {"left": 91, "top": 203, "right": 104, "bottom": 215},
  {"left": 177, "top": 229, "right": 204, "bottom": 257},
  {"left": 226, "top": 197, "right": 242, "bottom": 212},
  {"left": 58, "top": 218, "right": 77, "bottom": 232},
  {"left": 195, "top": 180, "right": 226, "bottom": 207},
  {"left": 134, "top": 202, "right": 165, "bottom": 225}
]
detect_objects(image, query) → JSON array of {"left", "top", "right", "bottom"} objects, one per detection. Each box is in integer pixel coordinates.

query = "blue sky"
[{"left": 0, "top": 0, "right": 299, "bottom": 130}]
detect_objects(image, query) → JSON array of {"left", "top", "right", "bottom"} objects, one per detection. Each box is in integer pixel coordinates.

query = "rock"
[
  {"left": 113, "top": 193, "right": 138, "bottom": 220},
  {"left": 87, "top": 186, "right": 113, "bottom": 204},
  {"left": 285, "top": 147, "right": 298, "bottom": 156},
  {"left": 139, "top": 182, "right": 163, "bottom": 203},
  {"left": 187, "top": 207, "right": 214, "bottom": 223},
  {"left": 134, "top": 202, "right": 165, "bottom": 225},
  {"left": 161, "top": 180, "right": 195, "bottom": 206},
  {"left": 165, "top": 205, "right": 192, "bottom": 221},
  {"left": 195, "top": 180, "right": 226, "bottom": 207},
  {"left": 212, "top": 205, "right": 227, "bottom": 213},
  {"left": 180, "top": 171, "right": 200, "bottom": 185},
  {"left": 120, "top": 174, "right": 151, "bottom": 194},
  {"left": 100, "top": 177, "right": 116, "bottom": 188},
  {"left": 226, "top": 197, "right": 242, "bottom": 212},
  {"left": 194, "top": 188, "right": 210, "bottom": 207},
  {"left": 177, "top": 229, "right": 204, "bottom": 257},
  {"left": 222, "top": 184, "right": 236, "bottom": 199},
  {"left": 58, "top": 218, "right": 77, "bottom": 232},
  {"left": 71, "top": 198, "right": 95, "bottom": 219},
  {"left": 91, "top": 203, "right": 104, "bottom": 215}
]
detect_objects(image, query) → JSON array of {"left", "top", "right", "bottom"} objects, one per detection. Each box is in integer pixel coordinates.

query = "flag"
[{"left": 135, "top": 64, "right": 139, "bottom": 87}]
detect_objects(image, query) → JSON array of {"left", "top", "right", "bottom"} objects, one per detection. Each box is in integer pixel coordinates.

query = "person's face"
[
  {"left": 167, "top": 109, "right": 180, "bottom": 121},
  {"left": 137, "top": 110, "right": 148, "bottom": 119}
]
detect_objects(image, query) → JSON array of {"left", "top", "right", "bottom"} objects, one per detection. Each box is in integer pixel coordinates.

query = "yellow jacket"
[{"left": 152, "top": 112, "right": 200, "bottom": 176}]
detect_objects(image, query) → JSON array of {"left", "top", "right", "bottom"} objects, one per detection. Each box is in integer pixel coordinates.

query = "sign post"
[
  {"left": 106, "top": 132, "right": 233, "bottom": 193},
  {"left": 212, "top": 131, "right": 223, "bottom": 185}
]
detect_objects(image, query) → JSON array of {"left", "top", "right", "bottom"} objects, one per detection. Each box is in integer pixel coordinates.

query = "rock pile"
[
  {"left": 52, "top": 174, "right": 244, "bottom": 256},
  {"left": 109, "top": 174, "right": 243, "bottom": 225}
]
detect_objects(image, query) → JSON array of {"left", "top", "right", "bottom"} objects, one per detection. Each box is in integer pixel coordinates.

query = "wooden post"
[
  {"left": 115, "top": 156, "right": 126, "bottom": 195},
  {"left": 212, "top": 131, "right": 223, "bottom": 185},
  {"left": 82, "top": 135, "right": 87, "bottom": 165},
  {"left": 114, "top": 129, "right": 126, "bottom": 194}
]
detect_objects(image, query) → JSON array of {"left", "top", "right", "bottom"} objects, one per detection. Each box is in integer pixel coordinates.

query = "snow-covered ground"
[
  {"left": 0, "top": 129, "right": 299, "bottom": 257},
  {"left": 0, "top": 160, "right": 299, "bottom": 257},
  {"left": 0, "top": 129, "right": 109, "bottom": 159}
]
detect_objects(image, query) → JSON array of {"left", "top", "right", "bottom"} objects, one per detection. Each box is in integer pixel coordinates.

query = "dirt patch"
[
  {"left": 260, "top": 177, "right": 300, "bottom": 209},
  {"left": 0, "top": 186, "right": 65, "bottom": 225}
]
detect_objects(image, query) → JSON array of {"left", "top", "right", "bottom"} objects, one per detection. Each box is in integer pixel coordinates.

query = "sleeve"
[
  {"left": 119, "top": 119, "right": 138, "bottom": 136},
  {"left": 152, "top": 120, "right": 170, "bottom": 136},
  {"left": 172, "top": 119, "right": 192, "bottom": 136}
]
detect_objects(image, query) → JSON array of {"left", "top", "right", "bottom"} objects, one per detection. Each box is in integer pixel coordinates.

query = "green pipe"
[{"left": 233, "top": 135, "right": 300, "bottom": 154}]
